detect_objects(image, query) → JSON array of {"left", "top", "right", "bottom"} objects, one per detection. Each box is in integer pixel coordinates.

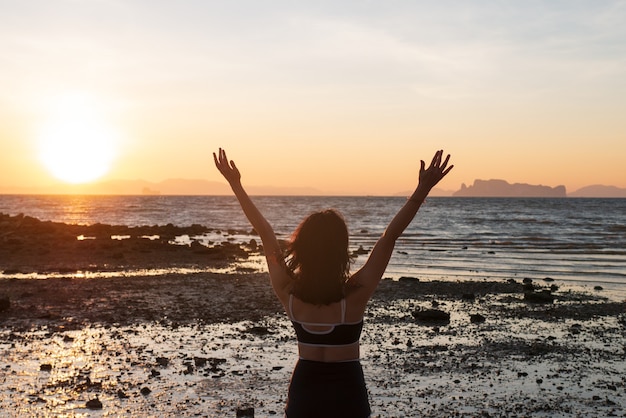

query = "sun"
[{"left": 38, "top": 93, "right": 119, "bottom": 184}]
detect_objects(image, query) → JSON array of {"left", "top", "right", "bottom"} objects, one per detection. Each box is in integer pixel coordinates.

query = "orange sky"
[{"left": 1, "top": 1, "right": 625, "bottom": 195}]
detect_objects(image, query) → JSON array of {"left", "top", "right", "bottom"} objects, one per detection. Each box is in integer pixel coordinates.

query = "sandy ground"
[
  {"left": 1, "top": 274, "right": 624, "bottom": 417},
  {"left": 1, "top": 213, "right": 625, "bottom": 417}
]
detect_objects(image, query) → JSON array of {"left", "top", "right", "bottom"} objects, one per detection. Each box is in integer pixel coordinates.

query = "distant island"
[
  {"left": 450, "top": 179, "right": 626, "bottom": 198},
  {"left": 567, "top": 185, "right": 626, "bottom": 198},
  {"left": 453, "top": 179, "right": 567, "bottom": 197}
]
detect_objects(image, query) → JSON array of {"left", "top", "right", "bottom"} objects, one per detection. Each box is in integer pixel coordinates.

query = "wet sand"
[{"left": 1, "top": 213, "right": 625, "bottom": 416}]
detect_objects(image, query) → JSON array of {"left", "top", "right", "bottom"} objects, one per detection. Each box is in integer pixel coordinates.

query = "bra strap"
[{"left": 288, "top": 294, "right": 295, "bottom": 321}]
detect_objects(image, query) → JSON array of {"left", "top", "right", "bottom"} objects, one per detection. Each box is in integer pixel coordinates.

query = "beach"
[{"left": 1, "top": 214, "right": 625, "bottom": 417}]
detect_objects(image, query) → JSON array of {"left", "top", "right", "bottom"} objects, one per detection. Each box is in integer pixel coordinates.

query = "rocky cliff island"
[{"left": 453, "top": 179, "right": 567, "bottom": 197}]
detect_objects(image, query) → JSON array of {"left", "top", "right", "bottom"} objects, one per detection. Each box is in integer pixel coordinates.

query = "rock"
[
  {"left": 40, "top": 364, "right": 53, "bottom": 372},
  {"left": 524, "top": 290, "right": 554, "bottom": 304},
  {"left": 352, "top": 245, "right": 369, "bottom": 256},
  {"left": 86, "top": 398, "right": 103, "bottom": 410},
  {"left": 522, "top": 278, "right": 533, "bottom": 284},
  {"left": 140, "top": 387, "right": 151, "bottom": 396},
  {"left": 117, "top": 389, "right": 129, "bottom": 399},
  {"left": 569, "top": 323, "right": 582, "bottom": 334},
  {"left": 413, "top": 309, "right": 450, "bottom": 323},
  {"left": 243, "top": 326, "right": 272, "bottom": 336},
  {"left": 156, "top": 357, "right": 169, "bottom": 367},
  {"left": 594, "top": 286, "right": 603, "bottom": 291},
  {"left": 236, "top": 407, "right": 255, "bottom": 417},
  {"left": 398, "top": 276, "right": 419, "bottom": 282},
  {"left": 543, "top": 277, "right": 554, "bottom": 282},
  {"left": 470, "top": 314, "right": 486, "bottom": 323}
]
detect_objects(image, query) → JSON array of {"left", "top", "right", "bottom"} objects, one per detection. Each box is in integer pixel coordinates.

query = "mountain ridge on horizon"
[{"left": 1, "top": 178, "right": 625, "bottom": 197}]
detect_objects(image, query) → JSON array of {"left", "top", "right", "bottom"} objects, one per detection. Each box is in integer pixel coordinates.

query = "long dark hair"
[{"left": 285, "top": 209, "right": 352, "bottom": 305}]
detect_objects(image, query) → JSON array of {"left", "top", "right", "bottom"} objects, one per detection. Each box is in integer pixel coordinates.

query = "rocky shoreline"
[
  {"left": 1, "top": 213, "right": 625, "bottom": 416},
  {"left": 1, "top": 273, "right": 624, "bottom": 417},
  {"left": 0, "top": 212, "right": 255, "bottom": 274}
]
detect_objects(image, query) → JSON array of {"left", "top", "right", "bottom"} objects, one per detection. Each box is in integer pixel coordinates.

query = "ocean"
[{"left": 1, "top": 195, "right": 625, "bottom": 294}]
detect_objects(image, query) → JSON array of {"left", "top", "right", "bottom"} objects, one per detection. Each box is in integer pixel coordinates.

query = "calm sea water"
[{"left": 1, "top": 195, "right": 625, "bottom": 293}]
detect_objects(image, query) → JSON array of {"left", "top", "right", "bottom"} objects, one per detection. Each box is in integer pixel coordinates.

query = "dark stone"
[
  {"left": 398, "top": 276, "right": 419, "bottom": 282},
  {"left": 156, "top": 357, "right": 169, "bottom": 367},
  {"left": 243, "top": 326, "right": 272, "bottom": 336},
  {"left": 140, "top": 387, "right": 151, "bottom": 396},
  {"left": 413, "top": 309, "right": 450, "bottom": 323},
  {"left": 543, "top": 277, "right": 554, "bottom": 282},
  {"left": 470, "top": 313, "right": 486, "bottom": 323},
  {"left": 194, "top": 357, "right": 208, "bottom": 367},
  {"left": 522, "top": 278, "right": 533, "bottom": 284},
  {"left": 524, "top": 290, "right": 554, "bottom": 304},
  {"left": 117, "top": 389, "right": 129, "bottom": 399},
  {"left": 352, "top": 245, "right": 369, "bottom": 255},
  {"left": 194, "top": 357, "right": 227, "bottom": 372},
  {"left": 594, "top": 286, "right": 603, "bottom": 291},
  {"left": 86, "top": 398, "right": 103, "bottom": 410},
  {"left": 40, "top": 364, "right": 53, "bottom": 372},
  {"left": 236, "top": 407, "right": 255, "bottom": 417},
  {"left": 569, "top": 323, "right": 582, "bottom": 334}
]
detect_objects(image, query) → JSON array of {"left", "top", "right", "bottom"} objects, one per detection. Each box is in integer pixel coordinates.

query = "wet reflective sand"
[{"left": 1, "top": 274, "right": 624, "bottom": 417}]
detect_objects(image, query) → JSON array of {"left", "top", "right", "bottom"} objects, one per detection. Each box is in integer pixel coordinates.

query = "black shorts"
[{"left": 285, "top": 359, "right": 371, "bottom": 418}]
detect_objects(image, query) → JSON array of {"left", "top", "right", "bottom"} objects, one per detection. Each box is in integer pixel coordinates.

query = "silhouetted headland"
[{"left": 453, "top": 179, "right": 567, "bottom": 197}]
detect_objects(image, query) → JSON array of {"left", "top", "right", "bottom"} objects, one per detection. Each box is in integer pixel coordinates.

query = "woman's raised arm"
[
  {"left": 213, "top": 148, "right": 292, "bottom": 299},
  {"left": 349, "top": 150, "right": 453, "bottom": 296}
]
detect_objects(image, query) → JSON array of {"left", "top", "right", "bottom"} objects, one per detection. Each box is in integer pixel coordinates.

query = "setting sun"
[{"left": 37, "top": 93, "right": 118, "bottom": 184}]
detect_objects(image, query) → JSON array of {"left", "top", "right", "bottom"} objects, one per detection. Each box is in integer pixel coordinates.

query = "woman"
[{"left": 213, "top": 148, "right": 453, "bottom": 417}]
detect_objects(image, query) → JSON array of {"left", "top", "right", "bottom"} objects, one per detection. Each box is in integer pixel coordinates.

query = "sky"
[{"left": 1, "top": 0, "right": 625, "bottom": 195}]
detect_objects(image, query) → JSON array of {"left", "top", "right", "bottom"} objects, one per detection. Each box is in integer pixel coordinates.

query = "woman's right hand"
[
  {"left": 213, "top": 148, "right": 241, "bottom": 185},
  {"left": 416, "top": 150, "right": 453, "bottom": 194}
]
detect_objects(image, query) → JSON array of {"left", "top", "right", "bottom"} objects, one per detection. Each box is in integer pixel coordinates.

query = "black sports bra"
[{"left": 288, "top": 294, "right": 364, "bottom": 347}]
